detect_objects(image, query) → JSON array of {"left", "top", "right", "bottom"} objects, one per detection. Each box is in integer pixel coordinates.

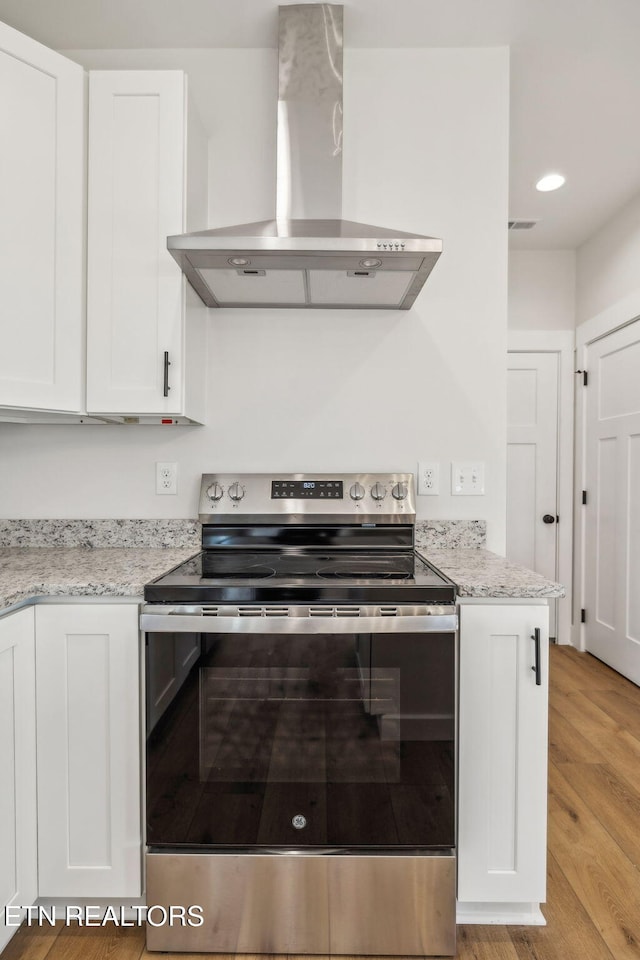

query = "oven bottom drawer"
[{"left": 146, "top": 850, "right": 456, "bottom": 956}]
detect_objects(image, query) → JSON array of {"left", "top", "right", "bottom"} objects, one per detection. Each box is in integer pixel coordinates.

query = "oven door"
[{"left": 144, "top": 606, "right": 456, "bottom": 851}]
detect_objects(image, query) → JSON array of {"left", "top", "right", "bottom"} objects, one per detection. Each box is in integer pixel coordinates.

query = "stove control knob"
[
  {"left": 206, "top": 482, "right": 224, "bottom": 502},
  {"left": 228, "top": 482, "right": 245, "bottom": 501},
  {"left": 349, "top": 482, "right": 365, "bottom": 501},
  {"left": 370, "top": 482, "right": 387, "bottom": 501},
  {"left": 392, "top": 482, "right": 408, "bottom": 501}
]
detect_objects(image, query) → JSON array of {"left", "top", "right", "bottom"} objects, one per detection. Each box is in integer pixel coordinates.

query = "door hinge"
[
  {"left": 581, "top": 608, "right": 587, "bottom": 623},
  {"left": 556, "top": 514, "right": 560, "bottom": 523},
  {"left": 582, "top": 490, "right": 587, "bottom": 505},
  {"left": 575, "top": 369, "right": 588, "bottom": 386}
]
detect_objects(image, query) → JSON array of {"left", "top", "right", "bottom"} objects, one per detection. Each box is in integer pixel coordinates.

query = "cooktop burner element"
[
  {"left": 316, "top": 556, "right": 414, "bottom": 580},
  {"left": 201, "top": 555, "right": 277, "bottom": 579}
]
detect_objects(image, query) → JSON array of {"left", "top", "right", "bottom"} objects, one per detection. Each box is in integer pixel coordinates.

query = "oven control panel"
[
  {"left": 199, "top": 473, "right": 415, "bottom": 523},
  {"left": 271, "top": 479, "right": 343, "bottom": 499}
]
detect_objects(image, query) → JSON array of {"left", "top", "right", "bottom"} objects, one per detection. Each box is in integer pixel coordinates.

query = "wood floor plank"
[
  {"left": 552, "top": 648, "right": 638, "bottom": 696},
  {"left": 456, "top": 925, "right": 520, "bottom": 960},
  {"left": 548, "top": 703, "right": 608, "bottom": 765},
  {"left": 508, "top": 852, "right": 616, "bottom": 960},
  {"left": 551, "top": 648, "right": 626, "bottom": 697},
  {"left": 554, "top": 761, "right": 640, "bottom": 871},
  {"left": 0, "top": 920, "right": 66, "bottom": 960},
  {"left": 41, "top": 923, "right": 145, "bottom": 960},
  {"left": 548, "top": 762, "right": 640, "bottom": 960},
  {"left": 139, "top": 952, "right": 231, "bottom": 960},
  {"left": 547, "top": 653, "right": 589, "bottom": 695},
  {"left": 548, "top": 687, "right": 640, "bottom": 795},
  {"left": 586, "top": 687, "right": 640, "bottom": 743}
]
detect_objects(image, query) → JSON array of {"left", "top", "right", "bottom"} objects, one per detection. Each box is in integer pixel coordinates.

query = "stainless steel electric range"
[{"left": 141, "top": 473, "right": 457, "bottom": 956}]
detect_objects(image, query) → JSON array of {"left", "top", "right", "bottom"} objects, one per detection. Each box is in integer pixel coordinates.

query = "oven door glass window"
[{"left": 146, "top": 631, "right": 455, "bottom": 849}]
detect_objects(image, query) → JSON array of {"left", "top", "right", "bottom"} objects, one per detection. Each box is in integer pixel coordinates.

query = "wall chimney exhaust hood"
[{"left": 167, "top": 5, "right": 442, "bottom": 310}]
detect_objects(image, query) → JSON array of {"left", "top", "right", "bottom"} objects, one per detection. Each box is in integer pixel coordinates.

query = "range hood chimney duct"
[
  {"left": 167, "top": 4, "right": 442, "bottom": 310},
  {"left": 276, "top": 4, "right": 343, "bottom": 221}
]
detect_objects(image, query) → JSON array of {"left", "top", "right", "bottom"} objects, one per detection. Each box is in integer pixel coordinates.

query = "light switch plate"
[{"left": 451, "top": 461, "right": 485, "bottom": 495}]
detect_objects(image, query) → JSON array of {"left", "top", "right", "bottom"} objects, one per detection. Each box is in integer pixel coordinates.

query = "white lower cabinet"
[
  {"left": 0, "top": 607, "right": 37, "bottom": 953},
  {"left": 35, "top": 604, "right": 142, "bottom": 898},
  {"left": 458, "top": 602, "right": 549, "bottom": 909}
]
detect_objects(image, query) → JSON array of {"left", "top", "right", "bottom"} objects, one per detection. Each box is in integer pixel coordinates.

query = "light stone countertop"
[
  {"left": 0, "top": 547, "right": 198, "bottom": 612},
  {"left": 0, "top": 543, "right": 564, "bottom": 615},
  {"left": 423, "top": 548, "right": 565, "bottom": 599}
]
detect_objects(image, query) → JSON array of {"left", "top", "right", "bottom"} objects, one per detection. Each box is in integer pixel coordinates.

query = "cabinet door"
[
  {"left": 0, "top": 607, "right": 37, "bottom": 954},
  {"left": 35, "top": 604, "right": 141, "bottom": 898},
  {"left": 86, "top": 71, "right": 187, "bottom": 416},
  {"left": 0, "top": 22, "right": 84, "bottom": 413},
  {"left": 458, "top": 603, "right": 549, "bottom": 903}
]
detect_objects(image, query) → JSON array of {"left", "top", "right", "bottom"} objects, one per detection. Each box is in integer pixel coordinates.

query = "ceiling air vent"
[{"left": 508, "top": 220, "right": 539, "bottom": 230}]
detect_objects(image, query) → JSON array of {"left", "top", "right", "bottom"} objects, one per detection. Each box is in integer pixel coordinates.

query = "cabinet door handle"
[
  {"left": 531, "top": 627, "right": 542, "bottom": 686},
  {"left": 163, "top": 351, "right": 171, "bottom": 397}
]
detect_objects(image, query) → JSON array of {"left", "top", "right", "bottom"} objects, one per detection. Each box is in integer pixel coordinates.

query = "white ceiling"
[{"left": 2, "top": 0, "right": 640, "bottom": 249}]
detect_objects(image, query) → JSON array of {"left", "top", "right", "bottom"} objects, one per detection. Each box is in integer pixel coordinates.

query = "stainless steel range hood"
[{"left": 168, "top": 5, "right": 442, "bottom": 310}]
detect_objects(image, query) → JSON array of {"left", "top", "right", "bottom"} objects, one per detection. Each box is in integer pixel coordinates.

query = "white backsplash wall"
[{"left": 0, "top": 46, "right": 509, "bottom": 552}]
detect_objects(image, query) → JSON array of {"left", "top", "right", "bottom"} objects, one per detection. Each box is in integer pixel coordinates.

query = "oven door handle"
[{"left": 140, "top": 606, "right": 457, "bottom": 635}]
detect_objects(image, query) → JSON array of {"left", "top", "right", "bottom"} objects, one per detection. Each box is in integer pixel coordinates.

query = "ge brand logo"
[{"left": 292, "top": 815, "right": 307, "bottom": 830}]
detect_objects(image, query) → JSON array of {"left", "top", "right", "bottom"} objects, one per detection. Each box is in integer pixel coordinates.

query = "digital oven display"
[{"left": 271, "top": 480, "right": 344, "bottom": 499}]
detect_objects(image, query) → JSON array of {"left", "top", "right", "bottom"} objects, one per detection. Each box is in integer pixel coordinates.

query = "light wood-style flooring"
[{"left": 3, "top": 645, "right": 640, "bottom": 960}]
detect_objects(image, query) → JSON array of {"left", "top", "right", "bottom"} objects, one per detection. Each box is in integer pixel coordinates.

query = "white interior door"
[
  {"left": 584, "top": 320, "right": 640, "bottom": 684},
  {"left": 507, "top": 352, "right": 559, "bottom": 638}
]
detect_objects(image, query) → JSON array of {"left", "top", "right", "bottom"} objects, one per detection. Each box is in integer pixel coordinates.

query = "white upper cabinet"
[
  {"left": 86, "top": 71, "right": 208, "bottom": 422},
  {"left": 0, "top": 22, "right": 84, "bottom": 415}
]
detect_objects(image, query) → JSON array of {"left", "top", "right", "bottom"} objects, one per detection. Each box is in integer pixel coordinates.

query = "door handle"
[
  {"left": 542, "top": 514, "right": 556, "bottom": 524},
  {"left": 531, "top": 627, "right": 542, "bottom": 686},
  {"left": 163, "top": 351, "right": 171, "bottom": 398}
]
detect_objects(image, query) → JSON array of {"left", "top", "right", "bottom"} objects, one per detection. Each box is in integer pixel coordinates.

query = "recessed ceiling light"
[{"left": 536, "top": 173, "right": 566, "bottom": 193}]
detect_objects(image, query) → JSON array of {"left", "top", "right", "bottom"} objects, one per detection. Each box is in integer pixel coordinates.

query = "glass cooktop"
[
  {"left": 145, "top": 550, "right": 456, "bottom": 605},
  {"left": 199, "top": 552, "right": 416, "bottom": 580}
]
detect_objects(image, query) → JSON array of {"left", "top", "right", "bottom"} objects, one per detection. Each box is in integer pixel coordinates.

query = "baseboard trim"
[{"left": 456, "top": 901, "right": 546, "bottom": 925}]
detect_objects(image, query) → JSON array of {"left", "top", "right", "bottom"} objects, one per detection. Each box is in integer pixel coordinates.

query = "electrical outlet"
[
  {"left": 156, "top": 461, "right": 178, "bottom": 495},
  {"left": 451, "top": 461, "right": 485, "bottom": 495},
  {"left": 418, "top": 461, "right": 440, "bottom": 495}
]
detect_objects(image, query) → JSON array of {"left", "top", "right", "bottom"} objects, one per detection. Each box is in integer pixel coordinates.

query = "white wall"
[
  {"left": 508, "top": 249, "right": 576, "bottom": 330},
  {"left": 576, "top": 189, "right": 640, "bottom": 333},
  {"left": 0, "top": 46, "right": 510, "bottom": 551}
]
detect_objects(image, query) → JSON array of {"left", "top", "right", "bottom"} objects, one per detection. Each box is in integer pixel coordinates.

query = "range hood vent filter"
[{"left": 168, "top": 5, "right": 442, "bottom": 310}]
